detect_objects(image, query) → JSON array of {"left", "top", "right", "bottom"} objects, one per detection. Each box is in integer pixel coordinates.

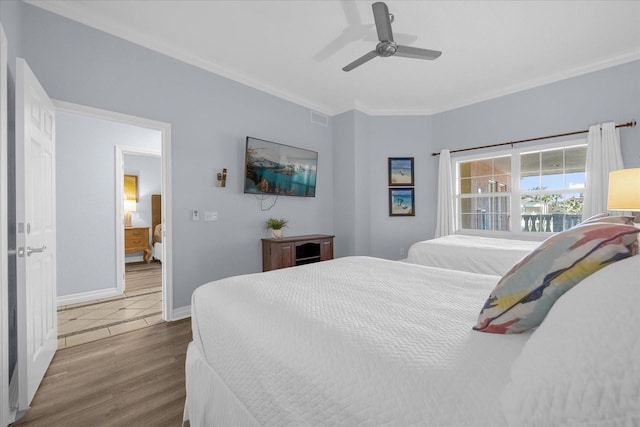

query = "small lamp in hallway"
[{"left": 124, "top": 199, "right": 137, "bottom": 227}]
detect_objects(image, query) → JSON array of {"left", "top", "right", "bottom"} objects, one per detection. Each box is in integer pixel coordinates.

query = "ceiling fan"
[{"left": 342, "top": 2, "right": 442, "bottom": 72}]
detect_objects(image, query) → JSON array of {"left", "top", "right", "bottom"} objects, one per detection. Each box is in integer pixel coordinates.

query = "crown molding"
[
  {"left": 430, "top": 51, "right": 640, "bottom": 115},
  {"left": 24, "top": 0, "right": 335, "bottom": 115},
  {"left": 24, "top": 1, "right": 640, "bottom": 119},
  {"left": 334, "top": 52, "right": 640, "bottom": 117}
]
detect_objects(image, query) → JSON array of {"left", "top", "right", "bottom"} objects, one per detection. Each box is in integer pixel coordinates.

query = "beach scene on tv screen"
[{"left": 245, "top": 138, "right": 317, "bottom": 197}]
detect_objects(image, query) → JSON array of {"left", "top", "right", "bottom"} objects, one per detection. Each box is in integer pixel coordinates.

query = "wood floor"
[
  {"left": 57, "top": 262, "right": 163, "bottom": 348},
  {"left": 11, "top": 318, "right": 192, "bottom": 427},
  {"left": 124, "top": 261, "right": 163, "bottom": 294}
]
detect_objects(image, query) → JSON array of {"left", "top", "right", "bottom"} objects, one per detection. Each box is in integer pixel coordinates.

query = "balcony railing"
[
  {"left": 521, "top": 214, "right": 582, "bottom": 232},
  {"left": 463, "top": 212, "right": 582, "bottom": 232}
]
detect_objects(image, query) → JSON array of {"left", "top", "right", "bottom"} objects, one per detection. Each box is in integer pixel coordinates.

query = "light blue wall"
[
  {"left": 56, "top": 111, "right": 161, "bottom": 297},
  {"left": 353, "top": 111, "right": 372, "bottom": 256},
  {"left": 331, "top": 110, "right": 380, "bottom": 258},
  {"left": 366, "top": 115, "right": 433, "bottom": 260},
  {"left": 333, "top": 112, "right": 435, "bottom": 260},
  {"left": 331, "top": 111, "right": 356, "bottom": 258},
  {"left": 17, "top": 2, "right": 333, "bottom": 309}
]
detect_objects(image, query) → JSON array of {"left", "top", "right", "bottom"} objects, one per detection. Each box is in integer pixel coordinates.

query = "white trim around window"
[{"left": 452, "top": 138, "right": 587, "bottom": 240}]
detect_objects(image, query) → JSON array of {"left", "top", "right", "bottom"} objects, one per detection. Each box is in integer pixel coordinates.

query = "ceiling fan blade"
[
  {"left": 395, "top": 45, "right": 442, "bottom": 60},
  {"left": 372, "top": 2, "right": 394, "bottom": 42},
  {"left": 364, "top": 31, "right": 416, "bottom": 45},
  {"left": 342, "top": 50, "right": 378, "bottom": 72}
]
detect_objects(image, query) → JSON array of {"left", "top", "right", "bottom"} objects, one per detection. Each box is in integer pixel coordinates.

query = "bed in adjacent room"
[
  {"left": 404, "top": 234, "right": 541, "bottom": 276},
  {"left": 184, "top": 219, "right": 640, "bottom": 427},
  {"left": 151, "top": 194, "right": 163, "bottom": 262}
]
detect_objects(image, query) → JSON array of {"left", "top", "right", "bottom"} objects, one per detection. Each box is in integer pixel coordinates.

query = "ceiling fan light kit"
[{"left": 343, "top": 1, "right": 442, "bottom": 72}]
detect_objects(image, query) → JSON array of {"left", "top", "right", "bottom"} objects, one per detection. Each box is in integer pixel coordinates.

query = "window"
[
  {"left": 459, "top": 156, "right": 511, "bottom": 231},
  {"left": 455, "top": 140, "right": 587, "bottom": 235}
]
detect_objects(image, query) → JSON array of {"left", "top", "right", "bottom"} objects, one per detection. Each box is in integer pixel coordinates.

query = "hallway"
[{"left": 57, "top": 262, "right": 162, "bottom": 348}]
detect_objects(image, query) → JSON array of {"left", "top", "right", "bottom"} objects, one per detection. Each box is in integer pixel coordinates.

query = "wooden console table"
[{"left": 262, "top": 234, "right": 334, "bottom": 272}]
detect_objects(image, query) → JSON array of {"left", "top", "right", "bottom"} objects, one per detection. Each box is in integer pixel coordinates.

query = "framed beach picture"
[
  {"left": 389, "top": 188, "right": 415, "bottom": 216},
  {"left": 388, "top": 157, "right": 414, "bottom": 186}
]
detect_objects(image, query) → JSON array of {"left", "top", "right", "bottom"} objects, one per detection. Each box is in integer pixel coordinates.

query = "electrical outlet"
[
  {"left": 400, "top": 247, "right": 405, "bottom": 257},
  {"left": 192, "top": 209, "right": 200, "bottom": 221}
]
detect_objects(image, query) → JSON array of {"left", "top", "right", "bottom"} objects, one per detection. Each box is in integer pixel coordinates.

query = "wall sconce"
[
  {"left": 608, "top": 168, "right": 640, "bottom": 222},
  {"left": 124, "top": 199, "right": 137, "bottom": 227},
  {"left": 216, "top": 168, "right": 227, "bottom": 188}
]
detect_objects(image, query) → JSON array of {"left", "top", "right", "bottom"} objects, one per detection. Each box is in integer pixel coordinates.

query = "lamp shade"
[
  {"left": 607, "top": 168, "right": 640, "bottom": 211},
  {"left": 124, "top": 199, "right": 137, "bottom": 213}
]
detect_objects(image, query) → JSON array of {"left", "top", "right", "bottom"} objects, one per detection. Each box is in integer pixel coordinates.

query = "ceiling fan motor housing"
[{"left": 376, "top": 41, "right": 397, "bottom": 57}]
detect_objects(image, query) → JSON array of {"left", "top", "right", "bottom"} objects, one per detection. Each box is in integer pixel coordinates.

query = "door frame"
[
  {"left": 1, "top": 22, "right": 9, "bottom": 427},
  {"left": 116, "top": 145, "right": 161, "bottom": 295},
  {"left": 53, "top": 100, "right": 174, "bottom": 321}
]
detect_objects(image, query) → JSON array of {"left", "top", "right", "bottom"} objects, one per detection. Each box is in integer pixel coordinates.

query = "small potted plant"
[{"left": 266, "top": 218, "right": 288, "bottom": 239}]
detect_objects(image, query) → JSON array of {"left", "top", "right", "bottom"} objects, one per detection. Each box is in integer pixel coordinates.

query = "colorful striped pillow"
[
  {"left": 473, "top": 222, "right": 639, "bottom": 334},
  {"left": 580, "top": 213, "right": 635, "bottom": 226}
]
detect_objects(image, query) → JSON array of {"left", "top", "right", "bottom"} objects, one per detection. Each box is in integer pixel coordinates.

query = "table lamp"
[
  {"left": 124, "top": 199, "right": 137, "bottom": 227},
  {"left": 607, "top": 168, "right": 640, "bottom": 223}
]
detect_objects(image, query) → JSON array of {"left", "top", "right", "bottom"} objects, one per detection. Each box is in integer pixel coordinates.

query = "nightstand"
[{"left": 125, "top": 226, "right": 151, "bottom": 263}]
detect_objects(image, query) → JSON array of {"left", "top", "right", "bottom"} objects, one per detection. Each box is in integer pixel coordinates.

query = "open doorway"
[
  {"left": 52, "top": 101, "right": 172, "bottom": 347},
  {"left": 118, "top": 147, "right": 162, "bottom": 289}
]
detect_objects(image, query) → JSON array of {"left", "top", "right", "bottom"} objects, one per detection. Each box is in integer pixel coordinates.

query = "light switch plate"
[
  {"left": 204, "top": 211, "right": 218, "bottom": 221},
  {"left": 192, "top": 209, "right": 200, "bottom": 221}
]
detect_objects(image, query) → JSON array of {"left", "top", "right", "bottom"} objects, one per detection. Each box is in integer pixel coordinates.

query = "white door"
[{"left": 15, "top": 57, "right": 57, "bottom": 410}]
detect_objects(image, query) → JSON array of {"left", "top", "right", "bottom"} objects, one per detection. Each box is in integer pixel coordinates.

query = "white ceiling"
[{"left": 26, "top": 0, "right": 640, "bottom": 116}]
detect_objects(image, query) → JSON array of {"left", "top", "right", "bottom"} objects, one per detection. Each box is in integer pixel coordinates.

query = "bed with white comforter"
[
  {"left": 186, "top": 257, "right": 528, "bottom": 426},
  {"left": 152, "top": 224, "right": 163, "bottom": 262},
  {"left": 185, "top": 251, "right": 640, "bottom": 426},
  {"left": 405, "top": 234, "right": 541, "bottom": 275}
]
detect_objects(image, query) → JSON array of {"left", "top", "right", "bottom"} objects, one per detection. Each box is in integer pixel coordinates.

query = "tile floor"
[{"left": 57, "top": 265, "right": 163, "bottom": 348}]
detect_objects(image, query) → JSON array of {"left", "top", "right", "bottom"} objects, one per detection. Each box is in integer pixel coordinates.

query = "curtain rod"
[{"left": 431, "top": 120, "right": 637, "bottom": 156}]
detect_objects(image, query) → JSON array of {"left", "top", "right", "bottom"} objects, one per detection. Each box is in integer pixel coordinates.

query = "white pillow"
[{"left": 500, "top": 255, "right": 640, "bottom": 427}]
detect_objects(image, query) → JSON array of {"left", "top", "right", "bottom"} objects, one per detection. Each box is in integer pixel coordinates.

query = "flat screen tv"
[{"left": 244, "top": 136, "right": 318, "bottom": 197}]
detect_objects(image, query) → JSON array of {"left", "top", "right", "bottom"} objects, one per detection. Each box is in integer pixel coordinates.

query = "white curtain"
[
  {"left": 582, "top": 122, "right": 624, "bottom": 219},
  {"left": 434, "top": 149, "right": 454, "bottom": 238}
]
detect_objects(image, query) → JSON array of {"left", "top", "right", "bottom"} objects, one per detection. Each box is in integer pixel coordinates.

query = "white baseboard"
[
  {"left": 172, "top": 305, "right": 191, "bottom": 321},
  {"left": 57, "top": 288, "right": 121, "bottom": 307}
]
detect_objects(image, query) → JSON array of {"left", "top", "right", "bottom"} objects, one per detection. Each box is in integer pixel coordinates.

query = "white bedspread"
[
  {"left": 153, "top": 242, "right": 163, "bottom": 262},
  {"left": 406, "top": 234, "right": 540, "bottom": 276},
  {"left": 188, "top": 256, "right": 530, "bottom": 426}
]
